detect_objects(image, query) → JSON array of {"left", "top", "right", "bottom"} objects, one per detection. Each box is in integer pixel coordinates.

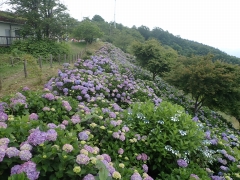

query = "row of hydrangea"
[{"left": 0, "top": 42, "right": 239, "bottom": 180}]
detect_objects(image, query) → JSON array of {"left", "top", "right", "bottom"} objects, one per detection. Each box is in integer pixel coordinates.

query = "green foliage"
[
  {"left": 160, "top": 163, "right": 211, "bottom": 180},
  {"left": 9, "top": 0, "right": 73, "bottom": 40},
  {"left": 131, "top": 39, "right": 177, "bottom": 80},
  {"left": 0, "top": 47, "right": 11, "bottom": 54},
  {"left": 165, "top": 54, "right": 240, "bottom": 117},
  {"left": 73, "top": 20, "right": 103, "bottom": 44},
  {"left": 10, "top": 39, "right": 70, "bottom": 58},
  {"left": 135, "top": 25, "right": 240, "bottom": 64},
  {"left": 92, "top": 15, "right": 105, "bottom": 22},
  {"left": 123, "top": 101, "right": 205, "bottom": 177},
  {"left": 8, "top": 173, "right": 28, "bottom": 180}
]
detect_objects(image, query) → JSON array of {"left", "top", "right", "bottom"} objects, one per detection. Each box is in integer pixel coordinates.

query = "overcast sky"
[
  {"left": 62, "top": 0, "right": 240, "bottom": 58},
  {"left": 1, "top": 0, "right": 239, "bottom": 57}
]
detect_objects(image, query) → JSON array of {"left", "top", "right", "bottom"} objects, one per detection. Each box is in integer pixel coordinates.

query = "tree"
[
  {"left": 165, "top": 54, "right": 240, "bottom": 117},
  {"left": 8, "top": 0, "right": 71, "bottom": 40},
  {"left": 73, "top": 20, "right": 103, "bottom": 44},
  {"left": 137, "top": 25, "right": 151, "bottom": 40},
  {"left": 131, "top": 39, "right": 177, "bottom": 80},
  {"left": 92, "top": 14, "right": 105, "bottom": 22}
]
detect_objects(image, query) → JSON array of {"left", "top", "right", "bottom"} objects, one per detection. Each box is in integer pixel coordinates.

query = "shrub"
[
  {"left": 122, "top": 101, "right": 205, "bottom": 178},
  {"left": 10, "top": 39, "right": 70, "bottom": 58}
]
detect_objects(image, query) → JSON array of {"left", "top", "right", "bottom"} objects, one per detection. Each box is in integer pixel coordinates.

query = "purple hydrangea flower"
[
  {"left": 0, "top": 112, "right": 8, "bottom": 122},
  {"left": 43, "top": 93, "right": 55, "bottom": 100},
  {"left": 205, "top": 131, "right": 211, "bottom": 139},
  {"left": 83, "top": 174, "right": 95, "bottom": 180},
  {"left": 109, "top": 112, "right": 116, "bottom": 118},
  {"left": 220, "top": 166, "right": 229, "bottom": 171},
  {"left": 122, "top": 126, "right": 130, "bottom": 132},
  {"left": 78, "top": 131, "right": 89, "bottom": 141},
  {"left": 29, "top": 113, "right": 38, "bottom": 120},
  {"left": 47, "top": 123, "right": 57, "bottom": 129},
  {"left": 57, "top": 124, "right": 66, "bottom": 130},
  {"left": 13, "top": 161, "right": 40, "bottom": 180},
  {"left": 6, "top": 147, "right": 19, "bottom": 158},
  {"left": 0, "top": 138, "right": 10, "bottom": 146},
  {"left": 76, "top": 154, "right": 90, "bottom": 165},
  {"left": 22, "top": 86, "right": 30, "bottom": 91},
  {"left": 62, "top": 100, "right": 72, "bottom": 111},
  {"left": 177, "top": 159, "right": 188, "bottom": 167},
  {"left": 56, "top": 82, "right": 63, "bottom": 87},
  {"left": 112, "top": 132, "right": 119, "bottom": 139},
  {"left": 62, "top": 144, "right": 73, "bottom": 153},
  {"left": 143, "top": 176, "right": 154, "bottom": 180},
  {"left": 19, "top": 150, "right": 32, "bottom": 161},
  {"left": 0, "top": 122, "right": 7, "bottom": 128},
  {"left": 102, "top": 154, "right": 111, "bottom": 163},
  {"left": 224, "top": 154, "right": 235, "bottom": 162},
  {"left": 20, "top": 144, "right": 32, "bottom": 151},
  {"left": 192, "top": 116, "right": 199, "bottom": 122},
  {"left": 142, "top": 164, "right": 148, "bottom": 172},
  {"left": 42, "top": 107, "right": 50, "bottom": 111},
  {"left": 62, "top": 120, "right": 68, "bottom": 126},
  {"left": 119, "top": 134, "right": 125, "bottom": 141},
  {"left": 0, "top": 147, "right": 5, "bottom": 162},
  {"left": 11, "top": 164, "right": 21, "bottom": 175},
  {"left": 141, "top": 153, "right": 148, "bottom": 161},
  {"left": 131, "top": 172, "right": 142, "bottom": 180},
  {"left": 190, "top": 174, "right": 200, "bottom": 179},
  {"left": 71, "top": 114, "right": 81, "bottom": 124},
  {"left": 46, "top": 129, "right": 58, "bottom": 141},
  {"left": 27, "top": 129, "right": 47, "bottom": 146},
  {"left": 118, "top": 148, "right": 124, "bottom": 155}
]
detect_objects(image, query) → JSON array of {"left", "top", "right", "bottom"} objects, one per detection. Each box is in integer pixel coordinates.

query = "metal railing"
[{"left": 0, "top": 36, "right": 22, "bottom": 46}]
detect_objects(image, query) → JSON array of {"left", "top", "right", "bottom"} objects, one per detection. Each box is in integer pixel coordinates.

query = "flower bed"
[{"left": 0, "top": 43, "right": 239, "bottom": 180}]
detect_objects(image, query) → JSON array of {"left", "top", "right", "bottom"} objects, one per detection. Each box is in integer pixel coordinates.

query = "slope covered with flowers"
[{"left": 0, "top": 43, "right": 239, "bottom": 180}]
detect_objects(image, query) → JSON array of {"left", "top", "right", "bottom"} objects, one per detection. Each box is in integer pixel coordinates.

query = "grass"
[{"left": 0, "top": 41, "right": 103, "bottom": 99}]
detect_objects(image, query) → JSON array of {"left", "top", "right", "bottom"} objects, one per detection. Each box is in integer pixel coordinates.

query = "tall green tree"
[
  {"left": 73, "top": 20, "right": 103, "bottom": 44},
  {"left": 92, "top": 14, "right": 105, "bottom": 22},
  {"left": 137, "top": 25, "right": 151, "bottom": 40},
  {"left": 8, "top": 0, "right": 71, "bottom": 40},
  {"left": 131, "top": 39, "right": 177, "bottom": 80},
  {"left": 165, "top": 54, "right": 240, "bottom": 117}
]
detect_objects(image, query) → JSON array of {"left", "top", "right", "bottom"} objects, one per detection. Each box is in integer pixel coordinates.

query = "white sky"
[
  {"left": 63, "top": 0, "right": 240, "bottom": 58},
  {"left": 1, "top": 0, "right": 239, "bottom": 57}
]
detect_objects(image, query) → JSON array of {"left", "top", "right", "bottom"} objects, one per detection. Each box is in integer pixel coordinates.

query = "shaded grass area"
[
  {"left": 218, "top": 111, "right": 239, "bottom": 129},
  {"left": 0, "top": 41, "right": 103, "bottom": 99}
]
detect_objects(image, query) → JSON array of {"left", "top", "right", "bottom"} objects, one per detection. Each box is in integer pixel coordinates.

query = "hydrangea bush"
[{"left": 0, "top": 42, "right": 239, "bottom": 180}]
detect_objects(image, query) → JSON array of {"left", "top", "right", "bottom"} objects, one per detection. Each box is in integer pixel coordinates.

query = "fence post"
[
  {"left": 50, "top": 54, "right": 53, "bottom": 68},
  {"left": 58, "top": 54, "right": 60, "bottom": 65},
  {"left": 24, "top": 59, "right": 27, "bottom": 78},
  {"left": 39, "top": 56, "right": 42, "bottom": 69},
  {"left": 0, "top": 76, "right": 2, "bottom": 91},
  {"left": 10, "top": 57, "right": 14, "bottom": 67}
]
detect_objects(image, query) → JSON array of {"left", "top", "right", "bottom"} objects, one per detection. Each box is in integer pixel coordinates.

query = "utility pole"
[{"left": 114, "top": 0, "right": 116, "bottom": 28}]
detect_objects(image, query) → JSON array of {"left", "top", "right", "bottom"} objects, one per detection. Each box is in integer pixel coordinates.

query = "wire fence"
[{"left": 0, "top": 50, "right": 85, "bottom": 91}]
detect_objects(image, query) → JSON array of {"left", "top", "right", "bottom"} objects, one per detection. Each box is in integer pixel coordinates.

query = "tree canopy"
[
  {"left": 92, "top": 14, "right": 105, "bottom": 22},
  {"left": 165, "top": 54, "right": 240, "bottom": 117},
  {"left": 73, "top": 20, "right": 103, "bottom": 44},
  {"left": 8, "top": 0, "right": 73, "bottom": 40},
  {"left": 131, "top": 39, "right": 177, "bottom": 80}
]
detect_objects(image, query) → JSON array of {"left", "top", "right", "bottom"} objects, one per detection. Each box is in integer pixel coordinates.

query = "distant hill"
[
  {"left": 92, "top": 15, "right": 240, "bottom": 65},
  {"left": 137, "top": 26, "right": 240, "bottom": 65}
]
